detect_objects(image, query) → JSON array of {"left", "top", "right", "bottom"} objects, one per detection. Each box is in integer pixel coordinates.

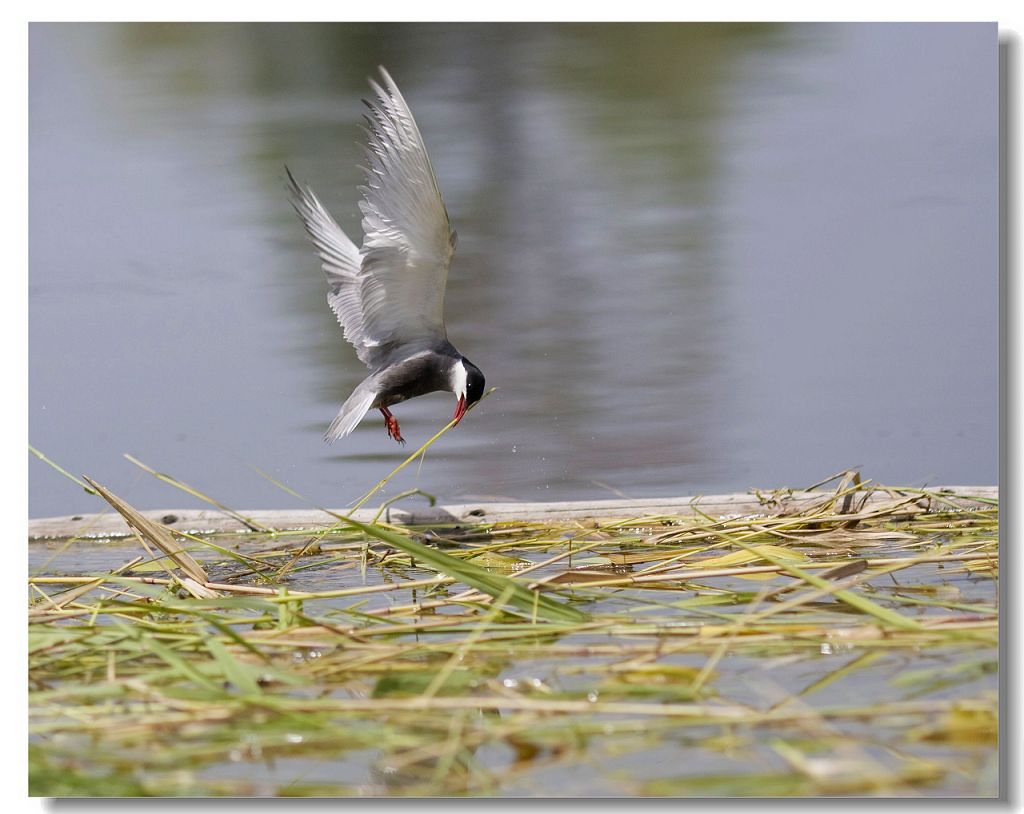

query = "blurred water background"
[{"left": 29, "top": 22, "right": 998, "bottom": 518}]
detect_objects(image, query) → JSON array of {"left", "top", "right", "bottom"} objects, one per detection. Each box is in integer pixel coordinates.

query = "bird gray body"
[
  {"left": 374, "top": 343, "right": 463, "bottom": 405},
  {"left": 287, "top": 67, "right": 484, "bottom": 445}
]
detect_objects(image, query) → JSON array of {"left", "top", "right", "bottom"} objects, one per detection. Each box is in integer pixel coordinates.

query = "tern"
[{"left": 287, "top": 67, "right": 485, "bottom": 446}]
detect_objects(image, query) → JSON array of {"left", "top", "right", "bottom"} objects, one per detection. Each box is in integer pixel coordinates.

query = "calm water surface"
[{"left": 29, "top": 23, "right": 998, "bottom": 518}]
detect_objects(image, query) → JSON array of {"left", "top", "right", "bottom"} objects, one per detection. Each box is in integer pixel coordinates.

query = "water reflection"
[{"left": 29, "top": 23, "right": 997, "bottom": 517}]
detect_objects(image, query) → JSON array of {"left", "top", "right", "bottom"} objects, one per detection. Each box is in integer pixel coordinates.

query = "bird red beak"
[{"left": 452, "top": 394, "right": 467, "bottom": 425}]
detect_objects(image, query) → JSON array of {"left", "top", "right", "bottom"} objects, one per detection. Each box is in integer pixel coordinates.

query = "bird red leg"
[{"left": 379, "top": 406, "right": 405, "bottom": 446}]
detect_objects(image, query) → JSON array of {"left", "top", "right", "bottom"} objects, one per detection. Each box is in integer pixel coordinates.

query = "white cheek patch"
[{"left": 449, "top": 360, "right": 468, "bottom": 399}]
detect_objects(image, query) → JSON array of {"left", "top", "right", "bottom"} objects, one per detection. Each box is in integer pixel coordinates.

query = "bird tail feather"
[{"left": 325, "top": 386, "right": 377, "bottom": 443}]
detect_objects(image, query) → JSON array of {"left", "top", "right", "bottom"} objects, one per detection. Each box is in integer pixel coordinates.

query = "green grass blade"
[
  {"left": 348, "top": 387, "right": 497, "bottom": 514},
  {"left": 123, "top": 454, "right": 274, "bottom": 533},
  {"left": 28, "top": 445, "right": 97, "bottom": 494},
  {"left": 727, "top": 537, "right": 924, "bottom": 630},
  {"left": 339, "top": 514, "right": 587, "bottom": 624},
  {"left": 138, "top": 633, "right": 222, "bottom": 692},
  {"left": 205, "top": 638, "right": 264, "bottom": 696}
]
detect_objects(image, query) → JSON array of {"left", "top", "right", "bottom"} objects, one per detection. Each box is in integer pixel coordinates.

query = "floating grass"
[
  {"left": 28, "top": 465, "right": 998, "bottom": 797},
  {"left": 337, "top": 513, "right": 587, "bottom": 624}
]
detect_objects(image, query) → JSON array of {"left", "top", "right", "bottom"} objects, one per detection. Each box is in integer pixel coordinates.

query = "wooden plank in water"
[{"left": 27, "top": 485, "right": 997, "bottom": 541}]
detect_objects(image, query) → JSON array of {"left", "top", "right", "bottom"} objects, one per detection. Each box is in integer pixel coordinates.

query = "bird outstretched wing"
[
  {"left": 286, "top": 167, "right": 378, "bottom": 367},
  {"left": 288, "top": 67, "right": 456, "bottom": 370},
  {"left": 356, "top": 66, "right": 457, "bottom": 353}
]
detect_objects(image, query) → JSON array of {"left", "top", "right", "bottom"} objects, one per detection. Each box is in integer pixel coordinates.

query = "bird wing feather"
[
  {"left": 356, "top": 66, "right": 456, "bottom": 353},
  {"left": 285, "top": 167, "right": 380, "bottom": 367},
  {"left": 287, "top": 68, "right": 455, "bottom": 380}
]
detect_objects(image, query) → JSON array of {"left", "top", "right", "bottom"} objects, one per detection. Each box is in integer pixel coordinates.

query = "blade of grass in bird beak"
[{"left": 349, "top": 387, "right": 496, "bottom": 513}]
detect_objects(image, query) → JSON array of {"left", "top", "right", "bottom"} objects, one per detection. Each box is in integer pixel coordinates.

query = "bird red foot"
[{"left": 379, "top": 406, "right": 405, "bottom": 445}]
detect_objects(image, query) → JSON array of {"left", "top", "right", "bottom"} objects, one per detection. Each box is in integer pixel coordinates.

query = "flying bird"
[{"left": 287, "top": 67, "right": 485, "bottom": 445}]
